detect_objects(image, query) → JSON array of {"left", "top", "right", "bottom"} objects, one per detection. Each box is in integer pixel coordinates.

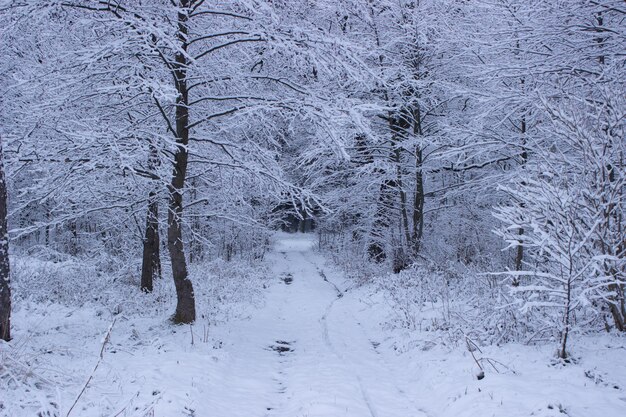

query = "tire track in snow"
[
  {"left": 346, "top": 308, "right": 438, "bottom": 417},
  {"left": 263, "top": 264, "right": 295, "bottom": 417},
  {"left": 316, "top": 266, "right": 430, "bottom": 417},
  {"left": 319, "top": 278, "right": 378, "bottom": 417},
  {"left": 268, "top": 236, "right": 425, "bottom": 417}
]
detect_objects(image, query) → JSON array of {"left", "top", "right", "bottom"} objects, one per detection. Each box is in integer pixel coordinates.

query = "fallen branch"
[
  {"left": 66, "top": 318, "right": 117, "bottom": 417},
  {"left": 465, "top": 336, "right": 484, "bottom": 372},
  {"left": 479, "top": 357, "right": 517, "bottom": 375}
]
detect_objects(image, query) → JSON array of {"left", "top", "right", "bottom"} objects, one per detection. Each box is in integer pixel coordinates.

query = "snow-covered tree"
[{"left": 492, "top": 0, "right": 626, "bottom": 355}]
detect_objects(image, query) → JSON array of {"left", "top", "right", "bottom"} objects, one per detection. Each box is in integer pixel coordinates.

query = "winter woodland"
[{"left": 0, "top": 1, "right": 624, "bottom": 416}]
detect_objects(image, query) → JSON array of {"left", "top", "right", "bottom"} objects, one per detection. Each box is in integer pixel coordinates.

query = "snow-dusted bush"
[
  {"left": 11, "top": 246, "right": 271, "bottom": 327},
  {"left": 374, "top": 262, "right": 535, "bottom": 346},
  {"left": 11, "top": 254, "right": 128, "bottom": 307},
  {"left": 493, "top": 61, "right": 625, "bottom": 358},
  {"left": 0, "top": 343, "right": 60, "bottom": 417},
  {"left": 191, "top": 258, "right": 271, "bottom": 326},
  {"left": 323, "top": 236, "right": 544, "bottom": 347}
]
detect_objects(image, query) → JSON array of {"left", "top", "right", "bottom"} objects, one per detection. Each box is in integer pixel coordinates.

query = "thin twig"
[
  {"left": 465, "top": 336, "right": 484, "bottom": 372},
  {"left": 66, "top": 318, "right": 117, "bottom": 417}
]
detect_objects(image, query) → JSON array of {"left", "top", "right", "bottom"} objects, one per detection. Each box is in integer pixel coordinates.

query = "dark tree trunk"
[
  {"left": 394, "top": 153, "right": 410, "bottom": 272},
  {"left": 559, "top": 265, "right": 573, "bottom": 360},
  {"left": 369, "top": 110, "right": 412, "bottom": 266},
  {"left": 168, "top": 178, "right": 195, "bottom": 323},
  {"left": 606, "top": 199, "right": 626, "bottom": 331},
  {"left": 140, "top": 145, "right": 162, "bottom": 293},
  {"left": 369, "top": 177, "right": 395, "bottom": 263},
  {"left": 394, "top": 144, "right": 411, "bottom": 256},
  {"left": 299, "top": 210, "right": 308, "bottom": 233},
  {"left": 607, "top": 282, "right": 625, "bottom": 332},
  {"left": 514, "top": 110, "right": 528, "bottom": 282},
  {"left": 0, "top": 136, "right": 11, "bottom": 341},
  {"left": 412, "top": 148, "right": 424, "bottom": 255},
  {"left": 45, "top": 213, "right": 50, "bottom": 246},
  {"left": 188, "top": 178, "right": 204, "bottom": 264},
  {"left": 167, "top": 1, "right": 195, "bottom": 324},
  {"left": 514, "top": 227, "right": 524, "bottom": 271},
  {"left": 141, "top": 191, "right": 161, "bottom": 292},
  {"left": 392, "top": 109, "right": 411, "bottom": 273},
  {"left": 410, "top": 104, "right": 424, "bottom": 256},
  {"left": 69, "top": 219, "right": 78, "bottom": 255}
]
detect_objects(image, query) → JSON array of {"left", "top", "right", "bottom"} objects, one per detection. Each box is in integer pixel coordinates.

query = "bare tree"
[{"left": 0, "top": 135, "right": 11, "bottom": 342}]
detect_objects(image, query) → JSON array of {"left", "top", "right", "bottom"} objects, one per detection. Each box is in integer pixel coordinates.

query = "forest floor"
[{"left": 2, "top": 233, "right": 626, "bottom": 417}]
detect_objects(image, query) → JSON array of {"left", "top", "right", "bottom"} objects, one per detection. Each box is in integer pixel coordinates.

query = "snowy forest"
[{"left": 0, "top": 0, "right": 624, "bottom": 416}]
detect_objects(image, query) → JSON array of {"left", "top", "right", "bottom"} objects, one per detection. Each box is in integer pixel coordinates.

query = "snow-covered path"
[
  {"left": 7, "top": 233, "right": 626, "bottom": 417},
  {"left": 201, "top": 233, "right": 427, "bottom": 417}
]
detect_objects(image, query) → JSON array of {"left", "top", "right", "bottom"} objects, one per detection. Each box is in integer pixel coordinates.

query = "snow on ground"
[
  {"left": 336, "top": 286, "right": 626, "bottom": 417},
  {"left": 1, "top": 232, "right": 625, "bottom": 416}
]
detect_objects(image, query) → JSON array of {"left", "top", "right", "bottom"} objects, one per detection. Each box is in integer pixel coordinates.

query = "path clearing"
[
  {"left": 197, "top": 233, "right": 426, "bottom": 417},
  {"left": 9, "top": 234, "right": 626, "bottom": 417}
]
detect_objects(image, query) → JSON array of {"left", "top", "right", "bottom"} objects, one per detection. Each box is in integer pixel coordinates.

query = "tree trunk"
[
  {"left": 369, "top": 175, "right": 395, "bottom": 263},
  {"left": 559, "top": 274, "right": 572, "bottom": 360},
  {"left": 396, "top": 151, "right": 411, "bottom": 250},
  {"left": 607, "top": 283, "right": 625, "bottom": 331},
  {"left": 514, "top": 81, "right": 528, "bottom": 279},
  {"left": 168, "top": 175, "right": 195, "bottom": 323},
  {"left": 606, "top": 185, "right": 626, "bottom": 330},
  {"left": 0, "top": 136, "right": 11, "bottom": 341},
  {"left": 411, "top": 104, "right": 424, "bottom": 256},
  {"left": 141, "top": 190, "right": 161, "bottom": 292},
  {"left": 411, "top": 147, "right": 424, "bottom": 255},
  {"left": 167, "top": 1, "right": 195, "bottom": 324},
  {"left": 69, "top": 219, "right": 78, "bottom": 255},
  {"left": 299, "top": 210, "right": 308, "bottom": 233},
  {"left": 514, "top": 227, "right": 524, "bottom": 276}
]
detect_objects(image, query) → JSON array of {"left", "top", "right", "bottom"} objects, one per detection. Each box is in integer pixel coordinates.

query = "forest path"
[{"left": 201, "top": 233, "right": 427, "bottom": 417}]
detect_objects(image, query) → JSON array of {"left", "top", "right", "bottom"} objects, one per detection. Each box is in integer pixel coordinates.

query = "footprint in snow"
[
  {"left": 279, "top": 273, "right": 293, "bottom": 285},
  {"left": 268, "top": 340, "right": 295, "bottom": 355}
]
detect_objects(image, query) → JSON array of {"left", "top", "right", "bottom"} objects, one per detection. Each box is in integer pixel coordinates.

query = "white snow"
[{"left": 2, "top": 233, "right": 625, "bottom": 417}]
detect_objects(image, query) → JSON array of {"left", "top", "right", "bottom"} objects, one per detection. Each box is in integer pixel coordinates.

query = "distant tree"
[
  {"left": 493, "top": 0, "right": 626, "bottom": 356},
  {"left": 3, "top": 0, "right": 368, "bottom": 323},
  {"left": 0, "top": 135, "right": 10, "bottom": 342}
]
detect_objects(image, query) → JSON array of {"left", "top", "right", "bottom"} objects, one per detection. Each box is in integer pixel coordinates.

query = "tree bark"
[
  {"left": 369, "top": 173, "right": 395, "bottom": 263},
  {"left": 141, "top": 190, "right": 161, "bottom": 292},
  {"left": 140, "top": 144, "right": 162, "bottom": 293},
  {"left": 514, "top": 109, "right": 528, "bottom": 276},
  {"left": 0, "top": 136, "right": 11, "bottom": 341},
  {"left": 167, "top": 1, "right": 195, "bottom": 324},
  {"left": 412, "top": 148, "right": 424, "bottom": 254},
  {"left": 607, "top": 283, "right": 625, "bottom": 332},
  {"left": 368, "top": 181, "right": 391, "bottom": 263},
  {"left": 69, "top": 219, "right": 78, "bottom": 255},
  {"left": 411, "top": 104, "right": 424, "bottom": 256},
  {"left": 559, "top": 257, "right": 574, "bottom": 360}
]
